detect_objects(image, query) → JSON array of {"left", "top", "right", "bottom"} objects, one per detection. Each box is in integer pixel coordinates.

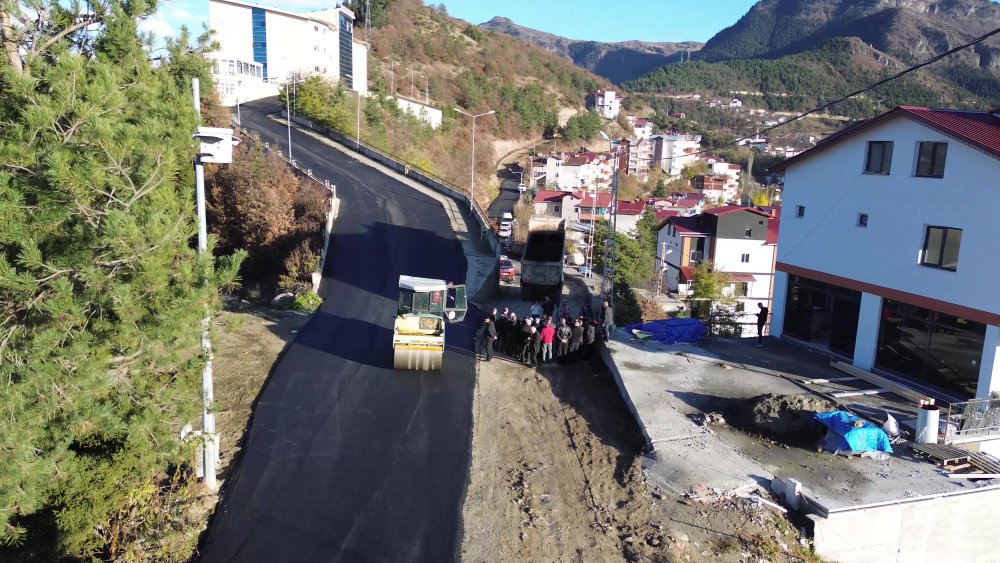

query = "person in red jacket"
[{"left": 540, "top": 322, "right": 556, "bottom": 363}]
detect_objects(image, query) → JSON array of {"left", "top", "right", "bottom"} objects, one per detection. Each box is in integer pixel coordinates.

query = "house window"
[
  {"left": 733, "top": 282, "right": 749, "bottom": 297},
  {"left": 920, "top": 226, "right": 961, "bottom": 271},
  {"left": 857, "top": 213, "right": 868, "bottom": 227},
  {"left": 865, "top": 141, "right": 893, "bottom": 174},
  {"left": 744, "top": 227, "right": 752, "bottom": 238},
  {"left": 740, "top": 253, "right": 750, "bottom": 263},
  {"left": 736, "top": 301, "right": 745, "bottom": 312},
  {"left": 796, "top": 205, "right": 805, "bottom": 218},
  {"left": 916, "top": 142, "right": 947, "bottom": 178}
]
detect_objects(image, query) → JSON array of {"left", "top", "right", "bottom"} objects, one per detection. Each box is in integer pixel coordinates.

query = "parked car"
[
  {"left": 498, "top": 223, "right": 512, "bottom": 238},
  {"left": 518, "top": 183, "right": 526, "bottom": 193},
  {"left": 499, "top": 256, "right": 516, "bottom": 283},
  {"left": 501, "top": 212, "right": 514, "bottom": 223}
]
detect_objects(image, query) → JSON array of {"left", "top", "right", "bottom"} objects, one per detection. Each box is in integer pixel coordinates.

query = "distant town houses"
[
  {"left": 586, "top": 89, "right": 622, "bottom": 119},
  {"left": 656, "top": 205, "right": 780, "bottom": 327},
  {"left": 530, "top": 151, "right": 615, "bottom": 191},
  {"left": 768, "top": 105, "right": 1000, "bottom": 410}
]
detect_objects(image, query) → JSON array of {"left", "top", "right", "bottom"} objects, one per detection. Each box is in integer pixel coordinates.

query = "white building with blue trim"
[{"left": 208, "top": 0, "right": 368, "bottom": 106}]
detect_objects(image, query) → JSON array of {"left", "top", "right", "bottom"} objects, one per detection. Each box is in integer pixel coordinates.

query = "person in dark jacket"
[
  {"left": 569, "top": 318, "right": 584, "bottom": 361},
  {"left": 520, "top": 322, "right": 535, "bottom": 365},
  {"left": 600, "top": 300, "right": 615, "bottom": 341},
  {"left": 555, "top": 318, "right": 572, "bottom": 362},
  {"left": 583, "top": 320, "right": 596, "bottom": 360},
  {"left": 529, "top": 326, "right": 541, "bottom": 367},
  {"left": 506, "top": 314, "right": 519, "bottom": 355},
  {"left": 542, "top": 296, "right": 556, "bottom": 319},
  {"left": 495, "top": 315, "right": 509, "bottom": 357},
  {"left": 483, "top": 317, "right": 497, "bottom": 361}
]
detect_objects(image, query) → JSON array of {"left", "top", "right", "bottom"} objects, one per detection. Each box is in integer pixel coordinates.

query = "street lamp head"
[
  {"left": 599, "top": 131, "right": 610, "bottom": 141},
  {"left": 485, "top": 110, "right": 496, "bottom": 116}
]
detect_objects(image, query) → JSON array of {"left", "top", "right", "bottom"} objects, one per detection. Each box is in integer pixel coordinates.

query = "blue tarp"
[
  {"left": 625, "top": 318, "right": 707, "bottom": 345},
  {"left": 814, "top": 411, "right": 893, "bottom": 454}
]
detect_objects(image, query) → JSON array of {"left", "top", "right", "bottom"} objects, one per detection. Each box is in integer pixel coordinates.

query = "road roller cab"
[{"left": 393, "top": 276, "right": 467, "bottom": 370}]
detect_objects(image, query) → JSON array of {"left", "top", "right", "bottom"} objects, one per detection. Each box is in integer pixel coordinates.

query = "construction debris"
[{"left": 694, "top": 412, "right": 727, "bottom": 427}]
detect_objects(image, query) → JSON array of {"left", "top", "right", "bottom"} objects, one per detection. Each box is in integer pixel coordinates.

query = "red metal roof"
[
  {"left": 704, "top": 205, "right": 771, "bottom": 217},
  {"left": 670, "top": 215, "right": 711, "bottom": 236},
  {"left": 616, "top": 200, "right": 646, "bottom": 215},
  {"left": 771, "top": 106, "right": 1000, "bottom": 172},
  {"left": 766, "top": 206, "right": 781, "bottom": 245},
  {"left": 654, "top": 210, "right": 679, "bottom": 222},
  {"left": 534, "top": 189, "right": 577, "bottom": 203},
  {"left": 726, "top": 273, "right": 757, "bottom": 283},
  {"left": 578, "top": 192, "right": 614, "bottom": 208}
]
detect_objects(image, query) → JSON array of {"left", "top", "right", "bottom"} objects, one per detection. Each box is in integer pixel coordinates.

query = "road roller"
[{"left": 393, "top": 275, "right": 467, "bottom": 370}]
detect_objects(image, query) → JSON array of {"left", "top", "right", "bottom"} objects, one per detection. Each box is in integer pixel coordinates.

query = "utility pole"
[
  {"left": 192, "top": 78, "right": 218, "bottom": 493},
  {"left": 356, "top": 91, "right": 361, "bottom": 150},
  {"left": 656, "top": 241, "right": 668, "bottom": 295},
  {"left": 389, "top": 59, "right": 395, "bottom": 96},
  {"left": 410, "top": 67, "right": 414, "bottom": 99},
  {"left": 424, "top": 75, "right": 429, "bottom": 104}
]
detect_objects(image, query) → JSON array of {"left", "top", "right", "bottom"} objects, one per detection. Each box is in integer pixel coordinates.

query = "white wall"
[
  {"left": 351, "top": 41, "right": 368, "bottom": 95},
  {"left": 778, "top": 115, "right": 1000, "bottom": 317},
  {"left": 810, "top": 487, "right": 1000, "bottom": 563},
  {"left": 209, "top": 1, "right": 254, "bottom": 62},
  {"left": 391, "top": 97, "right": 441, "bottom": 128}
]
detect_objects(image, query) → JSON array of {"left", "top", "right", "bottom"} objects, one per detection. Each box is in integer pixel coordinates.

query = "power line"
[{"left": 638, "top": 25, "right": 1000, "bottom": 163}]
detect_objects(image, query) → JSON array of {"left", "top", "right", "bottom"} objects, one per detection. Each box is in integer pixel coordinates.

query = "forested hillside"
[{"left": 624, "top": 38, "right": 997, "bottom": 119}]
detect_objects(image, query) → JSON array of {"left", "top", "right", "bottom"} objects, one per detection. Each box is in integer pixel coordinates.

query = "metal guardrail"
[{"left": 944, "top": 397, "right": 1000, "bottom": 442}]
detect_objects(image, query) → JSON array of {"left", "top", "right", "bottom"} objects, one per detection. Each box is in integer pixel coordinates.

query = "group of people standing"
[{"left": 477, "top": 296, "right": 615, "bottom": 367}]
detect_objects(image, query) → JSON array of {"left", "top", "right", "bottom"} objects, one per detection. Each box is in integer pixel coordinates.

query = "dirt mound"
[{"left": 745, "top": 393, "right": 838, "bottom": 441}]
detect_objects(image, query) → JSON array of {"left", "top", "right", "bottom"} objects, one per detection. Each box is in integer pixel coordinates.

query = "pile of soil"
[{"left": 744, "top": 393, "right": 838, "bottom": 442}]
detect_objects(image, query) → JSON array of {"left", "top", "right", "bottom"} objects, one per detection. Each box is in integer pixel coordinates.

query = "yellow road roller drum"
[{"left": 393, "top": 275, "right": 467, "bottom": 371}]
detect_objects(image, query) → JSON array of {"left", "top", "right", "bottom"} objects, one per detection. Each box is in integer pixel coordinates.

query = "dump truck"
[
  {"left": 520, "top": 218, "right": 565, "bottom": 302},
  {"left": 393, "top": 275, "right": 467, "bottom": 370}
]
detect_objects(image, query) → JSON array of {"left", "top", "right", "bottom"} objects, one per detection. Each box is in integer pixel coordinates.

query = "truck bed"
[{"left": 523, "top": 231, "right": 564, "bottom": 262}]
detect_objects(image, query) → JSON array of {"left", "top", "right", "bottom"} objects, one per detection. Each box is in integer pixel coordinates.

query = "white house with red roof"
[
  {"left": 656, "top": 133, "right": 702, "bottom": 177},
  {"left": 657, "top": 205, "right": 780, "bottom": 325},
  {"left": 614, "top": 200, "right": 647, "bottom": 236},
  {"left": 768, "top": 106, "right": 1000, "bottom": 406},
  {"left": 576, "top": 191, "right": 614, "bottom": 221},
  {"left": 532, "top": 190, "right": 581, "bottom": 221},
  {"left": 626, "top": 116, "right": 654, "bottom": 138},
  {"left": 587, "top": 89, "right": 621, "bottom": 119}
]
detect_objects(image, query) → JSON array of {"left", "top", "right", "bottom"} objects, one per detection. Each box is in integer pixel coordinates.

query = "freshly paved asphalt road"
[
  {"left": 486, "top": 168, "right": 521, "bottom": 220},
  {"left": 198, "top": 99, "right": 479, "bottom": 563}
]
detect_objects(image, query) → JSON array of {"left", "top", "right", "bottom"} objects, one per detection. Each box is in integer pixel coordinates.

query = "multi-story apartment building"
[
  {"left": 769, "top": 106, "right": 1000, "bottom": 403},
  {"left": 657, "top": 206, "right": 779, "bottom": 325},
  {"left": 587, "top": 89, "right": 621, "bottom": 119},
  {"left": 655, "top": 134, "right": 702, "bottom": 177},
  {"left": 209, "top": 0, "right": 368, "bottom": 106}
]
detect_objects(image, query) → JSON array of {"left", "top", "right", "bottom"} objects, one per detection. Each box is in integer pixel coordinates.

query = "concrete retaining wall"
[{"left": 810, "top": 486, "right": 1000, "bottom": 563}]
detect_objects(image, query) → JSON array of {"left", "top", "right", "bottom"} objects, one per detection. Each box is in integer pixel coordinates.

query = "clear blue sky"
[
  {"left": 427, "top": 0, "right": 761, "bottom": 42},
  {"left": 145, "top": 0, "right": 761, "bottom": 44}
]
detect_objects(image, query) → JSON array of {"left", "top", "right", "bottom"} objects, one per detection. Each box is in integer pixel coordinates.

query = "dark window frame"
[
  {"left": 796, "top": 205, "right": 805, "bottom": 218},
  {"left": 864, "top": 141, "right": 893, "bottom": 175},
  {"left": 858, "top": 213, "right": 868, "bottom": 227},
  {"left": 915, "top": 142, "right": 948, "bottom": 178},
  {"left": 920, "top": 226, "right": 961, "bottom": 271}
]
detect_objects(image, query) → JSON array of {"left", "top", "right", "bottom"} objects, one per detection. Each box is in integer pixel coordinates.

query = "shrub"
[{"left": 294, "top": 292, "right": 323, "bottom": 311}]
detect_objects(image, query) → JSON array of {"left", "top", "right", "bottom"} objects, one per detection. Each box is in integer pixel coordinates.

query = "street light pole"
[
  {"left": 192, "top": 78, "right": 218, "bottom": 492},
  {"left": 285, "top": 82, "right": 293, "bottom": 164},
  {"left": 423, "top": 75, "right": 429, "bottom": 104},
  {"left": 455, "top": 108, "right": 496, "bottom": 211},
  {"left": 236, "top": 80, "right": 242, "bottom": 127},
  {"left": 356, "top": 91, "right": 361, "bottom": 150}
]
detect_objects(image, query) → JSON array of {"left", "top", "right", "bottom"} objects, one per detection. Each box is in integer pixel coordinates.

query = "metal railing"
[{"left": 944, "top": 397, "right": 1000, "bottom": 443}]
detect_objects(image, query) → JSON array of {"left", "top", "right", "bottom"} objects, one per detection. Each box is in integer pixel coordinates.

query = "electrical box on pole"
[{"left": 193, "top": 127, "right": 239, "bottom": 164}]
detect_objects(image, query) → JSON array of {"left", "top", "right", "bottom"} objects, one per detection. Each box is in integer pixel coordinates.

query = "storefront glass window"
[{"left": 876, "top": 299, "right": 984, "bottom": 397}]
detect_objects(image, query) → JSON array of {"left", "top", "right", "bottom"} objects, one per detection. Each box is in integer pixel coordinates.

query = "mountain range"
[
  {"left": 478, "top": 16, "right": 702, "bottom": 85},
  {"left": 480, "top": 0, "right": 1000, "bottom": 114}
]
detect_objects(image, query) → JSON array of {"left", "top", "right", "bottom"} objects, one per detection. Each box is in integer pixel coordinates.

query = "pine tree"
[{"left": 0, "top": 2, "right": 242, "bottom": 556}]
